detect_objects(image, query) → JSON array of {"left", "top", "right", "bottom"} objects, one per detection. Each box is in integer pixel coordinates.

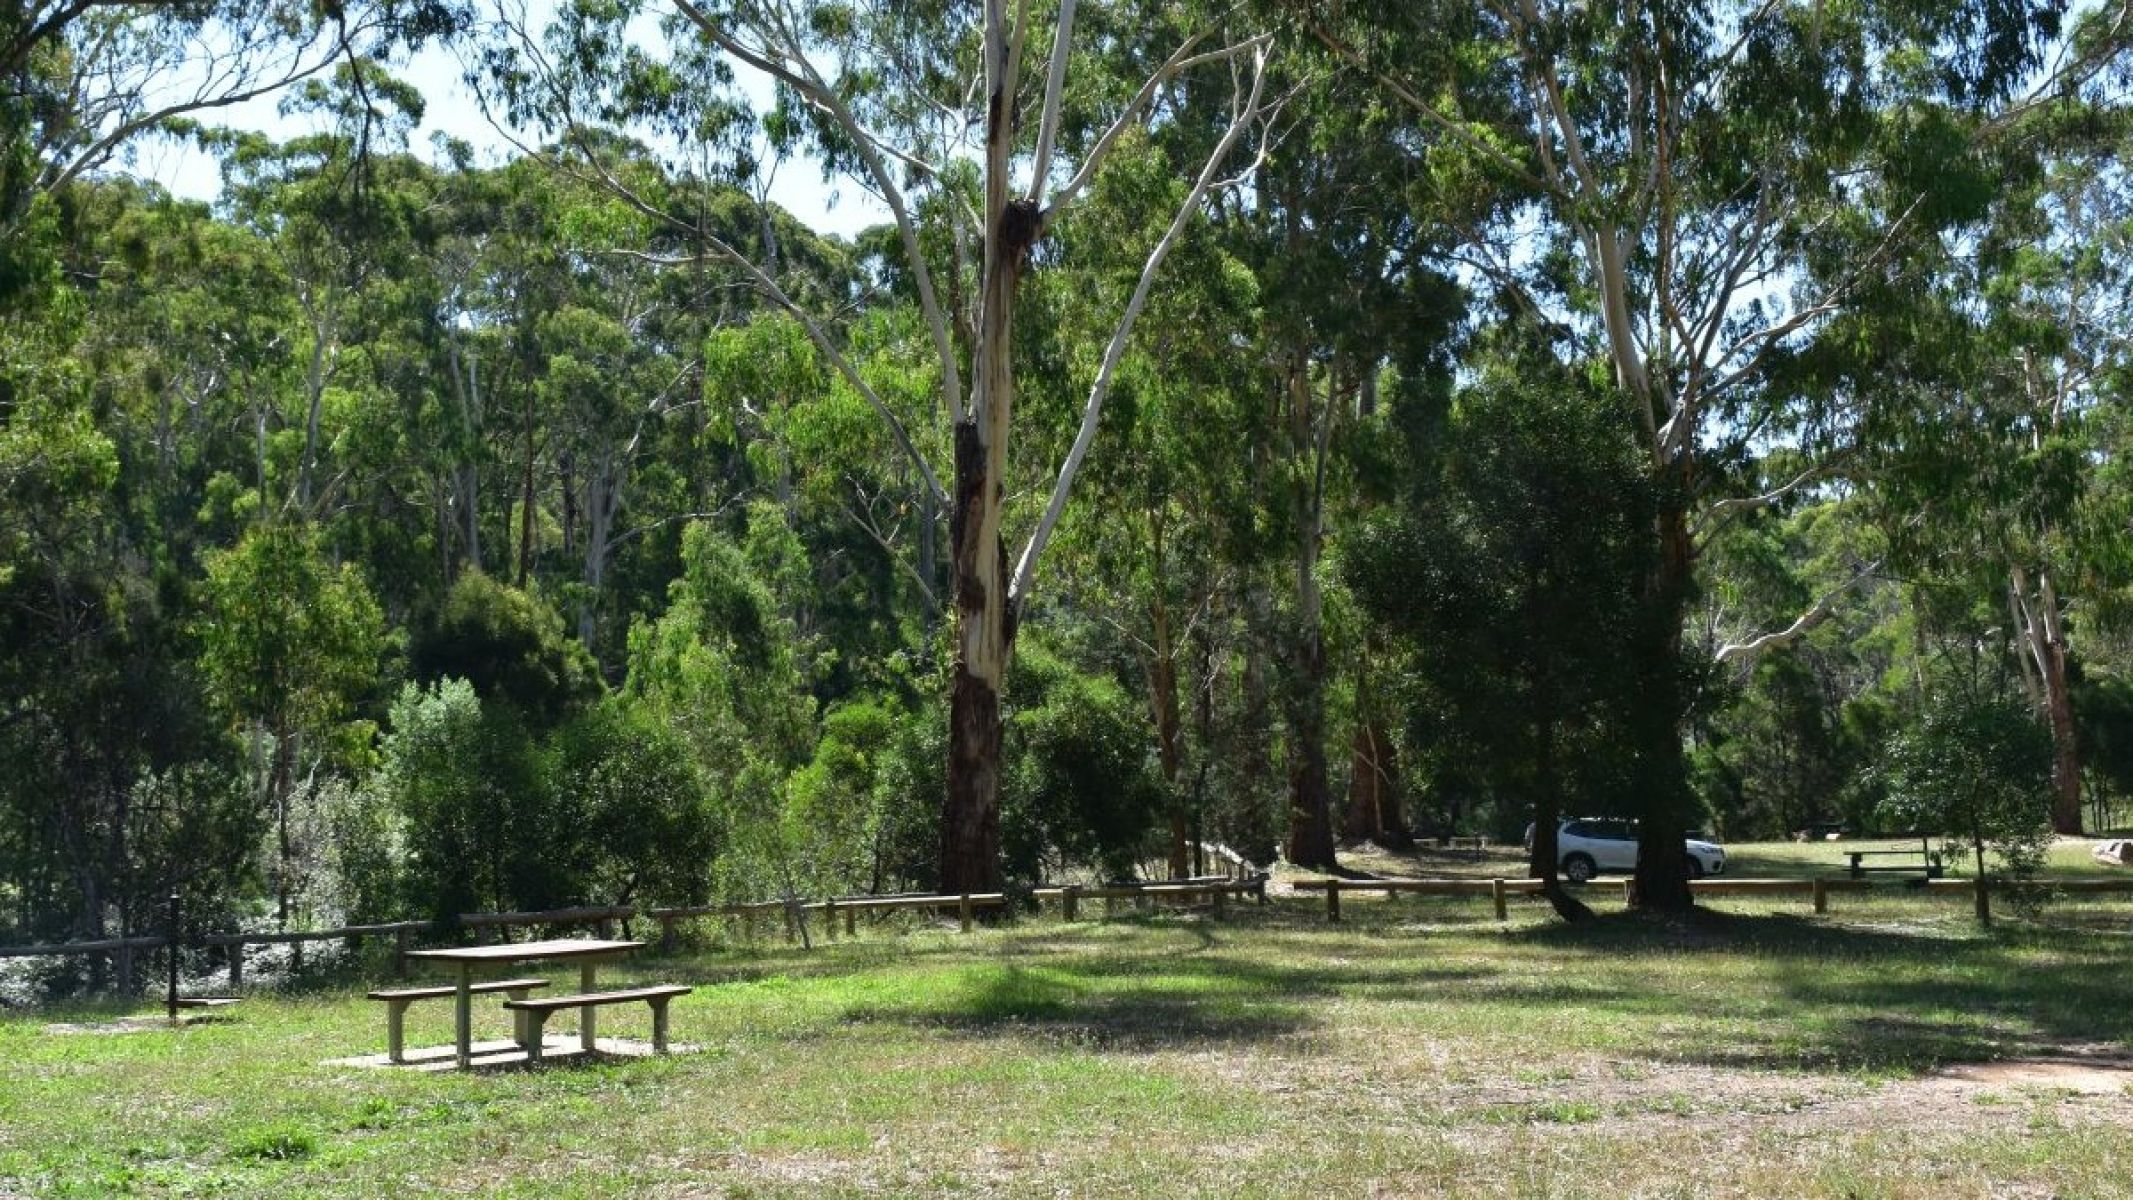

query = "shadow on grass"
[
  {"left": 379, "top": 899, "right": 2133, "bottom": 1076},
  {"left": 847, "top": 963, "right": 1316, "bottom": 1051}
]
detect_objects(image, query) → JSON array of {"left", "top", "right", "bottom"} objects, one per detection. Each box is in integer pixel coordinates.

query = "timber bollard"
[
  {"left": 1812, "top": 878, "right": 1829, "bottom": 915},
  {"left": 844, "top": 904, "right": 857, "bottom": 938},
  {"left": 1063, "top": 886, "right": 1080, "bottom": 922},
  {"left": 959, "top": 893, "right": 974, "bottom": 933},
  {"left": 1326, "top": 881, "right": 1342, "bottom": 922},
  {"left": 823, "top": 900, "right": 838, "bottom": 941},
  {"left": 1492, "top": 878, "right": 1508, "bottom": 921},
  {"left": 228, "top": 942, "right": 244, "bottom": 990},
  {"left": 166, "top": 893, "right": 182, "bottom": 1025},
  {"left": 394, "top": 926, "right": 410, "bottom": 977}
]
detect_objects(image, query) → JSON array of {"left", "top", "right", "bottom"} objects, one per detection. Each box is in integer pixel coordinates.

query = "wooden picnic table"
[{"left": 406, "top": 938, "right": 642, "bottom": 1069}]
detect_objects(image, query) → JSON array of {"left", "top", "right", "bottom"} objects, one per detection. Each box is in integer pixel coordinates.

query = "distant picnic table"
[{"left": 1843, "top": 837, "right": 1944, "bottom": 881}]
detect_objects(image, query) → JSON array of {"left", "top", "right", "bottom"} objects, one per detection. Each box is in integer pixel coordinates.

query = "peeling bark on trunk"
[
  {"left": 2014, "top": 566, "right": 2083, "bottom": 834},
  {"left": 938, "top": 146, "right": 1035, "bottom": 896},
  {"left": 943, "top": 418, "right": 1013, "bottom": 895}
]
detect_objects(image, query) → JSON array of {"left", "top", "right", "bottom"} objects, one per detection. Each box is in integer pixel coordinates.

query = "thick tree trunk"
[
  {"left": 938, "top": 55, "right": 1034, "bottom": 891},
  {"left": 1284, "top": 628, "right": 1338, "bottom": 868},
  {"left": 1529, "top": 718, "right": 1593, "bottom": 922},
  {"left": 1630, "top": 493, "right": 1697, "bottom": 914},
  {"left": 2023, "top": 567, "right": 2083, "bottom": 834}
]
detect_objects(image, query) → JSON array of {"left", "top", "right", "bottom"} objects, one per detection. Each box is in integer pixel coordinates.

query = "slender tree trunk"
[
  {"left": 1148, "top": 516, "right": 1190, "bottom": 878},
  {"left": 1972, "top": 832, "right": 1991, "bottom": 925},
  {"left": 1282, "top": 355, "right": 1338, "bottom": 870},
  {"left": 516, "top": 384, "right": 538, "bottom": 588}
]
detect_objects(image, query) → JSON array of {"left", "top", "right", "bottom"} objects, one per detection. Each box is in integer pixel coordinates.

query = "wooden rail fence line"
[{"left": 1291, "top": 875, "right": 2133, "bottom": 921}]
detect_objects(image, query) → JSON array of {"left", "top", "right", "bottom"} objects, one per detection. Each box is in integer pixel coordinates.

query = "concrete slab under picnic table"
[{"left": 325, "top": 1034, "right": 701, "bottom": 1071}]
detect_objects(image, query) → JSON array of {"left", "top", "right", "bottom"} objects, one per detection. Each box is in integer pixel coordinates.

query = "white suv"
[{"left": 1544, "top": 818, "right": 1726, "bottom": 884}]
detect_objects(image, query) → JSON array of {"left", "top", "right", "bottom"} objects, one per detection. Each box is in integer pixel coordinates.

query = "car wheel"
[
  {"left": 1562, "top": 854, "right": 1597, "bottom": 885},
  {"left": 1685, "top": 856, "right": 1705, "bottom": 880}
]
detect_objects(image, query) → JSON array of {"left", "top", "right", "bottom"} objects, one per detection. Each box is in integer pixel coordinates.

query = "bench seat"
[
  {"left": 367, "top": 978, "right": 551, "bottom": 1063},
  {"left": 503, "top": 984, "right": 692, "bottom": 1060}
]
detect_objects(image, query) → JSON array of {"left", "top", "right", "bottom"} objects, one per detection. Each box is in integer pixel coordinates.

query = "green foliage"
[
  {"left": 1003, "top": 645, "right": 1166, "bottom": 883},
  {"left": 1349, "top": 361, "right": 1661, "bottom": 842},
  {"left": 1881, "top": 691, "right": 2055, "bottom": 881},
  {"left": 196, "top": 523, "right": 386, "bottom": 752},
  {"left": 548, "top": 697, "right": 717, "bottom": 906},
  {"left": 377, "top": 678, "right": 559, "bottom": 918},
  {"left": 411, "top": 571, "right": 601, "bottom": 730}
]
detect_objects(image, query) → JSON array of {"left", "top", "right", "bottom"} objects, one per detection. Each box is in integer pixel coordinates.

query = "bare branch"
[
  {"left": 668, "top": 0, "right": 967, "bottom": 422},
  {"left": 1693, "top": 459, "right": 1839, "bottom": 540},
  {"left": 1011, "top": 44, "right": 1269, "bottom": 603},
  {"left": 1041, "top": 33, "right": 1271, "bottom": 221},
  {"left": 1025, "top": 0, "right": 1078, "bottom": 199},
  {"left": 1714, "top": 558, "right": 1882, "bottom": 664}
]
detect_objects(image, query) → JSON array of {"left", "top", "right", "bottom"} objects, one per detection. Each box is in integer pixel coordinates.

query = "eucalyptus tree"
[
  {"left": 1843, "top": 94, "right": 2133, "bottom": 833},
  {"left": 1310, "top": 0, "right": 2130, "bottom": 908},
  {"left": 486, "top": 0, "right": 1270, "bottom": 890}
]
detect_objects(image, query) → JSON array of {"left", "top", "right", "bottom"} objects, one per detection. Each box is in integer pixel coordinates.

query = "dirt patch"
[{"left": 1934, "top": 1053, "right": 2133, "bottom": 1095}]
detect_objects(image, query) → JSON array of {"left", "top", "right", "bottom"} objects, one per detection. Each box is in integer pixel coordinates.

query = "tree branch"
[{"left": 1011, "top": 43, "right": 1268, "bottom": 603}]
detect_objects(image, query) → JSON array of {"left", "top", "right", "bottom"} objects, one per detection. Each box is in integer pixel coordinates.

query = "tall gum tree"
[
  {"left": 1309, "top": 0, "right": 2131, "bottom": 908},
  {"left": 485, "top": 0, "right": 1270, "bottom": 890}
]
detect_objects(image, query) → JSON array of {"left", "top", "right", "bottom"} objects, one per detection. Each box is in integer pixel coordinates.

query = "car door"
[{"left": 1594, "top": 820, "right": 1639, "bottom": 871}]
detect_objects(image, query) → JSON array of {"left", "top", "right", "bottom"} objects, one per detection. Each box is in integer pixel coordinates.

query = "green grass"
[{"left": 4, "top": 894, "right": 2131, "bottom": 1197}]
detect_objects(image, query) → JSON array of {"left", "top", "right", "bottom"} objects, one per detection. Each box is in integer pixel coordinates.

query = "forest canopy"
[{"left": 2, "top": 0, "right": 2130, "bottom": 956}]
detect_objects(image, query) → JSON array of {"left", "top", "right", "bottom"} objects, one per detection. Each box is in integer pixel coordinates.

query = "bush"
[
  {"left": 1005, "top": 647, "right": 1165, "bottom": 883},
  {"left": 548, "top": 698, "right": 717, "bottom": 907},
  {"left": 378, "top": 678, "right": 569, "bottom": 918}
]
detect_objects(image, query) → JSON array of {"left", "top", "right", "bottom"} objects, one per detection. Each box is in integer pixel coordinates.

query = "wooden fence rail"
[
  {"left": 1292, "top": 875, "right": 2133, "bottom": 921},
  {"left": 1033, "top": 876, "right": 1267, "bottom": 920}
]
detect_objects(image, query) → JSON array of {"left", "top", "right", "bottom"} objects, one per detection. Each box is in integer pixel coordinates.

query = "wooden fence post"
[
  {"left": 959, "top": 893, "right": 974, "bottom": 933},
  {"left": 1492, "top": 878, "right": 1508, "bottom": 922},
  {"left": 1064, "top": 886, "right": 1080, "bottom": 922},
  {"left": 114, "top": 941, "right": 134, "bottom": 996},
  {"left": 1326, "top": 882, "right": 1342, "bottom": 923},
  {"left": 394, "top": 927, "right": 410, "bottom": 978},
  {"left": 823, "top": 900, "right": 838, "bottom": 941},
  {"left": 1812, "top": 878, "right": 1829, "bottom": 916},
  {"left": 659, "top": 916, "right": 677, "bottom": 954},
  {"left": 1212, "top": 885, "right": 1227, "bottom": 917},
  {"left": 229, "top": 942, "right": 244, "bottom": 991},
  {"left": 844, "top": 904, "right": 857, "bottom": 938}
]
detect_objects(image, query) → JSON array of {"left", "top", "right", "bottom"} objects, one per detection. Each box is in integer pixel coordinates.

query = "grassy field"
[{"left": 5, "top": 884, "right": 2132, "bottom": 1198}]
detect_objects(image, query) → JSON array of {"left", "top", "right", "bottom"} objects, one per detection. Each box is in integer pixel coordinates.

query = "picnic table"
[
  {"left": 406, "top": 937, "right": 642, "bottom": 1069},
  {"left": 1843, "top": 838, "right": 1944, "bottom": 881}
]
